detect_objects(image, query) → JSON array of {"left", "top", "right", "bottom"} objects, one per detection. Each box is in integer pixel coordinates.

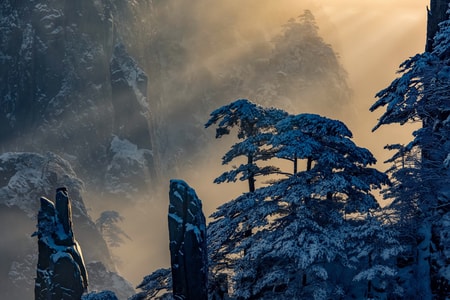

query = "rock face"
[
  {"left": 0, "top": 152, "right": 131, "bottom": 299},
  {"left": 34, "top": 188, "right": 88, "bottom": 300},
  {"left": 168, "top": 180, "right": 208, "bottom": 300},
  {"left": 0, "top": 0, "right": 156, "bottom": 200},
  {"left": 86, "top": 261, "right": 135, "bottom": 300},
  {"left": 426, "top": 0, "right": 450, "bottom": 52}
]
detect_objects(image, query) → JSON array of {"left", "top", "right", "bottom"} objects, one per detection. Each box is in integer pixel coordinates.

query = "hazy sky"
[
  {"left": 193, "top": 0, "right": 429, "bottom": 219},
  {"left": 314, "top": 0, "right": 427, "bottom": 159},
  {"left": 115, "top": 0, "right": 430, "bottom": 287}
]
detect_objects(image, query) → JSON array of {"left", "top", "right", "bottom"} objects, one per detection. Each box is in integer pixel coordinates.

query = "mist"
[{"left": 83, "top": 0, "right": 430, "bottom": 287}]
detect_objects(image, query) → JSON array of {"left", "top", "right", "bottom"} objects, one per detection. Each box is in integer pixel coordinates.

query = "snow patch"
[
  {"left": 169, "top": 213, "right": 183, "bottom": 224},
  {"left": 105, "top": 136, "right": 153, "bottom": 197},
  {"left": 186, "top": 222, "right": 202, "bottom": 242},
  {"left": 444, "top": 153, "right": 450, "bottom": 168},
  {"left": 51, "top": 251, "right": 72, "bottom": 263}
]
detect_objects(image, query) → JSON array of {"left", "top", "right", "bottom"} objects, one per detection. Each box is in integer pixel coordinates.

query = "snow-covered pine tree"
[
  {"left": 272, "top": 114, "right": 401, "bottom": 298},
  {"left": 347, "top": 213, "right": 404, "bottom": 298},
  {"left": 208, "top": 111, "right": 391, "bottom": 299},
  {"left": 370, "top": 5, "right": 450, "bottom": 297},
  {"left": 130, "top": 268, "right": 172, "bottom": 300},
  {"left": 205, "top": 99, "right": 288, "bottom": 192},
  {"left": 374, "top": 144, "right": 425, "bottom": 298}
]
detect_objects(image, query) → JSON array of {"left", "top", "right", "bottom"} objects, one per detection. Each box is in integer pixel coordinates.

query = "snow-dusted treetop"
[
  {"left": 205, "top": 99, "right": 287, "bottom": 192},
  {"left": 207, "top": 100, "right": 390, "bottom": 299},
  {"left": 272, "top": 113, "right": 377, "bottom": 170},
  {"left": 370, "top": 52, "right": 441, "bottom": 130},
  {"left": 370, "top": 10, "right": 450, "bottom": 132},
  {"left": 205, "top": 98, "right": 287, "bottom": 139}
]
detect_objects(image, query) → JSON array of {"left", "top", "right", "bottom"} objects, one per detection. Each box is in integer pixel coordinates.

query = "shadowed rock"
[
  {"left": 168, "top": 180, "right": 208, "bottom": 300},
  {"left": 34, "top": 188, "right": 88, "bottom": 300}
]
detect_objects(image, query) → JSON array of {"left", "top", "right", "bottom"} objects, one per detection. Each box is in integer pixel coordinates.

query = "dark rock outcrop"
[
  {"left": 168, "top": 180, "right": 208, "bottom": 300},
  {"left": 34, "top": 188, "right": 88, "bottom": 300},
  {"left": 0, "top": 152, "right": 131, "bottom": 299},
  {"left": 110, "top": 43, "right": 152, "bottom": 150},
  {"left": 0, "top": 0, "right": 156, "bottom": 199},
  {"left": 131, "top": 180, "right": 209, "bottom": 300},
  {"left": 426, "top": 0, "right": 450, "bottom": 52}
]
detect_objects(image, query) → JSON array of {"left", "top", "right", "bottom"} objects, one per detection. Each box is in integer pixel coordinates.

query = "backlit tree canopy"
[{"left": 207, "top": 99, "right": 392, "bottom": 299}]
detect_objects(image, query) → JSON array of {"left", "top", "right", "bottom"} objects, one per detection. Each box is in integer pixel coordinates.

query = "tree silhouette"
[{"left": 96, "top": 211, "right": 131, "bottom": 248}]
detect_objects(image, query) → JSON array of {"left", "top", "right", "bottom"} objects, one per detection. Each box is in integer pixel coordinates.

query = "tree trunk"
[
  {"left": 423, "top": 2, "right": 450, "bottom": 297},
  {"left": 426, "top": 0, "right": 450, "bottom": 52},
  {"left": 306, "top": 157, "right": 312, "bottom": 172},
  {"left": 248, "top": 154, "right": 256, "bottom": 192},
  {"left": 293, "top": 155, "right": 298, "bottom": 175},
  {"left": 416, "top": 220, "right": 432, "bottom": 299}
]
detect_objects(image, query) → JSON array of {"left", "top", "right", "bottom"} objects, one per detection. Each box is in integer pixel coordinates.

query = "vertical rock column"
[
  {"left": 425, "top": 1, "right": 450, "bottom": 296},
  {"left": 426, "top": 0, "right": 450, "bottom": 52},
  {"left": 34, "top": 188, "right": 88, "bottom": 300},
  {"left": 168, "top": 180, "right": 208, "bottom": 300}
]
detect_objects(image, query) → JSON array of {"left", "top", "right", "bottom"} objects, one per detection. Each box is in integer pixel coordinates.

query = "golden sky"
[
  {"left": 192, "top": 0, "right": 429, "bottom": 215},
  {"left": 117, "top": 0, "right": 430, "bottom": 286}
]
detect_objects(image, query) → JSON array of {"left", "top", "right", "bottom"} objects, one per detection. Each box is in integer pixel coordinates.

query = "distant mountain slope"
[
  {"left": 0, "top": 152, "right": 134, "bottom": 299},
  {"left": 0, "top": 0, "right": 156, "bottom": 199}
]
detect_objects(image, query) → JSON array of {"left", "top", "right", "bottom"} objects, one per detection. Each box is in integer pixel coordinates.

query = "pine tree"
[
  {"left": 205, "top": 99, "right": 287, "bottom": 192},
  {"left": 130, "top": 268, "right": 172, "bottom": 300},
  {"left": 370, "top": 5, "right": 450, "bottom": 298},
  {"left": 264, "top": 10, "right": 350, "bottom": 112},
  {"left": 96, "top": 211, "right": 131, "bottom": 248},
  {"left": 208, "top": 107, "right": 390, "bottom": 299}
]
